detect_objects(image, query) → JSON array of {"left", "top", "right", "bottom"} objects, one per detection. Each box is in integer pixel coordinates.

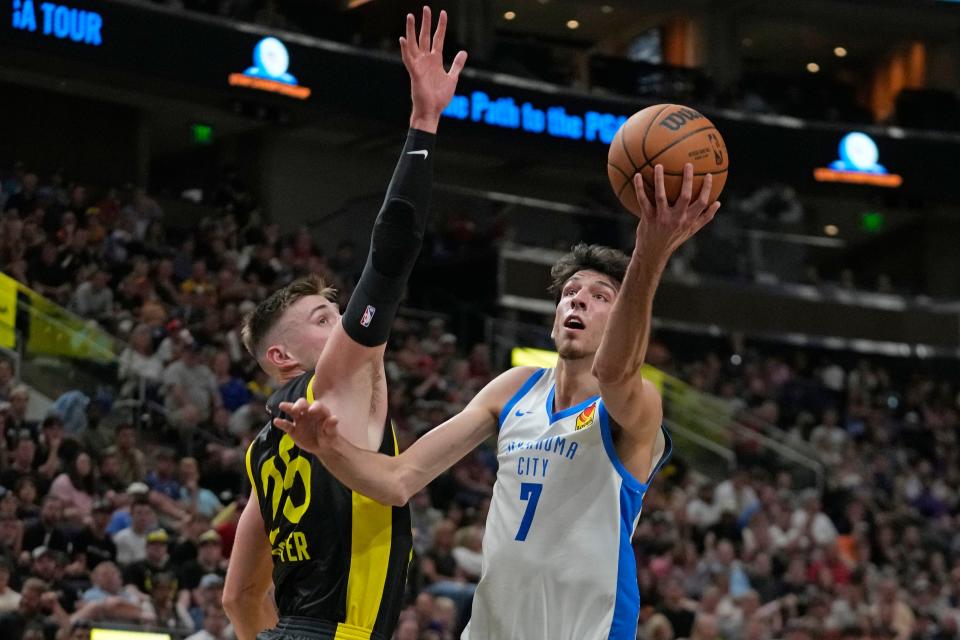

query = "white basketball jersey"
[{"left": 462, "top": 367, "right": 672, "bottom": 640}]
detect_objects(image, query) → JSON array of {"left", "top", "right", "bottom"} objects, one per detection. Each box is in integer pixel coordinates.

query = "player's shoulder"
[
  {"left": 267, "top": 371, "right": 314, "bottom": 407},
  {"left": 493, "top": 366, "right": 543, "bottom": 390},
  {"left": 479, "top": 366, "right": 545, "bottom": 406},
  {"left": 249, "top": 372, "right": 315, "bottom": 450}
]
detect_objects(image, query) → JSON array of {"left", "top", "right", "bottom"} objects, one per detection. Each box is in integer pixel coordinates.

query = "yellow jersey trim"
[
  {"left": 244, "top": 440, "right": 256, "bottom": 489},
  {"left": 333, "top": 621, "right": 373, "bottom": 640}
]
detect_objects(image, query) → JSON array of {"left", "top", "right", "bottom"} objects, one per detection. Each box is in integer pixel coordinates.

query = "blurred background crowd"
[{"left": 1, "top": 165, "right": 960, "bottom": 640}]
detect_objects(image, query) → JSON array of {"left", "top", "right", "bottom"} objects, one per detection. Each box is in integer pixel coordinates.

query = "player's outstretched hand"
[
  {"left": 632, "top": 163, "right": 721, "bottom": 259},
  {"left": 275, "top": 398, "right": 341, "bottom": 457},
  {"left": 402, "top": 7, "right": 468, "bottom": 126}
]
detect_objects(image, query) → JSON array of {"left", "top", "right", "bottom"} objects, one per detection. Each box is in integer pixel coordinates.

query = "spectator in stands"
[
  {"left": 96, "top": 450, "right": 125, "bottom": 500},
  {"left": 0, "top": 557, "right": 20, "bottom": 613},
  {"left": 123, "top": 526, "right": 173, "bottom": 595},
  {"left": 421, "top": 519, "right": 475, "bottom": 615},
  {"left": 8, "top": 385, "right": 37, "bottom": 442},
  {"left": 121, "top": 188, "right": 163, "bottom": 242},
  {"left": 4, "top": 173, "right": 38, "bottom": 214},
  {"left": 68, "top": 267, "right": 113, "bottom": 328},
  {"left": 71, "top": 500, "right": 116, "bottom": 572},
  {"left": 117, "top": 323, "right": 164, "bottom": 399},
  {"left": 33, "top": 416, "right": 64, "bottom": 487},
  {"left": 687, "top": 482, "right": 723, "bottom": 531},
  {"left": 13, "top": 475, "right": 40, "bottom": 520},
  {"left": 145, "top": 448, "right": 180, "bottom": 502},
  {"left": 410, "top": 489, "right": 443, "bottom": 556},
  {"left": 27, "top": 241, "right": 70, "bottom": 303},
  {"left": 162, "top": 341, "right": 221, "bottom": 430},
  {"left": 0, "top": 360, "right": 15, "bottom": 402},
  {"left": 111, "top": 424, "right": 146, "bottom": 486},
  {"left": 1, "top": 434, "right": 38, "bottom": 492},
  {"left": 21, "top": 498, "right": 70, "bottom": 554},
  {"left": 185, "top": 602, "right": 231, "bottom": 640},
  {"left": 178, "top": 530, "right": 225, "bottom": 590},
  {"left": 112, "top": 497, "right": 156, "bottom": 565},
  {"left": 76, "top": 561, "right": 148, "bottom": 625},
  {"left": 450, "top": 525, "right": 482, "bottom": 583},
  {"left": 0, "top": 513, "right": 23, "bottom": 564},
  {"left": 26, "top": 547, "right": 79, "bottom": 613},
  {"left": 182, "top": 573, "right": 225, "bottom": 632},
  {"left": 792, "top": 489, "right": 838, "bottom": 548},
  {"left": 143, "top": 571, "right": 188, "bottom": 630},
  {"left": 48, "top": 451, "right": 96, "bottom": 523},
  {"left": 57, "top": 228, "right": 95, "bottom": 285},
  {"left": 211, "top": 350, "right": 250, "bottom": 412},
  {"left": 658, "top": 576, "right": 697, "bottom": 638},
  {"left": 0, "top": 577, "right": 69, "bottom": 640},
  {"left": 178, "top": 458, "right": 221, "bottom": 520}
]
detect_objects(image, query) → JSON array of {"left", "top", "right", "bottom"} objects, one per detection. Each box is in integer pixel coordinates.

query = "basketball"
[{"left": 608, "top": 104, "right": 728, "bottom": 215}]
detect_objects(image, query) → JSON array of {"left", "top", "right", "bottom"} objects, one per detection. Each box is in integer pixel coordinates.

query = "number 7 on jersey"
[{"left": 515, "top": 482, "right": 543, "bottom": 541}]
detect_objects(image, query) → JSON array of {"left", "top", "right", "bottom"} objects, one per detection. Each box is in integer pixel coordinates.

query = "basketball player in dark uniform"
[{"left": 222, "top": 8, "right": 467, "bottom": 640}]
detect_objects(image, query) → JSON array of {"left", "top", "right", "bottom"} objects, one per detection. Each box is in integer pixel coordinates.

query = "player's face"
[
  {"left": 552, "top": 270, "right": 619, "bottom": 360},
  {"left": 278, "top": 294, "right": 341, "bottom": 372}
]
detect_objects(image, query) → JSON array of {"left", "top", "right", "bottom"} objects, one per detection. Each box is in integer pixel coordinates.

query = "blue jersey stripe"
[
  {"left": 609, "top": 483, "right": 645, "bottom": 640},
  {"left": 545, "top": 384, "right": 601, "bottom": 425},
  {"left": 497, "top": 368, "right": 546, "bottom": 431},
  {"left": 599, "top": 403, "right": 674, "bottom": 639},
  {"left": 598, "top": 402, "right": 674, "bottom": 491}
]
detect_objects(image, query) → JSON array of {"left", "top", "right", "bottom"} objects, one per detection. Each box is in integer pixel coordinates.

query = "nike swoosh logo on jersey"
[
  {"left": 515, "top": 409, "right": 527, "bottom": 417},
  {"left": 406, "top": 149, "right": 429, "bottom": 159}
]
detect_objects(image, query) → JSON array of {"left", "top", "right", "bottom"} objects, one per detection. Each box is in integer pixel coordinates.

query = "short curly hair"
[
  {"left": 547, "top": 243, "right": 630, "bottom": 302},
  {"left": 241, "top": 274, "right": 337, "bottom": 359}
]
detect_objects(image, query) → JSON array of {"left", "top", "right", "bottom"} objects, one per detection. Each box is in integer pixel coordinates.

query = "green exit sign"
[
  {"left": 191, "top": 123, "right": 214, "bottom": 145},
  {"left": 861, "top": 211, "right": 885, "bottom": 233}
]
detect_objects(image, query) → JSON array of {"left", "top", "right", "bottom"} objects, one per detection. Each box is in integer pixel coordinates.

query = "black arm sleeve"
[{"left": 341, "top": 128, "right": 436, "bottom": 346}]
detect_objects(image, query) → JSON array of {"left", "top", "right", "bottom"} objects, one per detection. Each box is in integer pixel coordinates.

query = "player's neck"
[
  {"left": 275, "top": 366, "right": 307, "bottom": 384},
  {"left": 553, "top": 357, "right": 600, "bottom": 412}
]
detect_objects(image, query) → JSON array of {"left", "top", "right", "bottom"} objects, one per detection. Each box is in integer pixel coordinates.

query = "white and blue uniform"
[{"left": 462, "top": 367, "right": 672, "bottom": 640}]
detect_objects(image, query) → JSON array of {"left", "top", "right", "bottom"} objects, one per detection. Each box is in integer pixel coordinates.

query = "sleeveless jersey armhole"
[
  {"left": 497, "top": 368, "right": 546, "bottom": 431},
  {"left": 598, "top": 401, "right": 674, "bottom": 493}
]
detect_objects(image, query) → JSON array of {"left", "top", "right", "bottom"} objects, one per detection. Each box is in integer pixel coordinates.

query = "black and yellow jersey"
[{"left": 245, "top": 371, "right": 412, "bottom": 640}]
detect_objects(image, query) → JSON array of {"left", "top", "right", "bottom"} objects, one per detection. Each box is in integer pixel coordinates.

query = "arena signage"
[
  {"left": 9, "top": 0, "right": 102, "bottom": 46},
  {"left": 228, "top": 36, "right": 311, "bottom": 99},
  {"left": 442, "top": 90, "right": 629, "bottom": 144},
  {"left": 814, "top": 131, "right": 902, "bottom": 188}
]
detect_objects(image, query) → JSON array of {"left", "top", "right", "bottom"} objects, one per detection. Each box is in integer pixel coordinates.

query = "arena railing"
[{"left": 0, "top": 272, "right": 155, "bottom": 429}]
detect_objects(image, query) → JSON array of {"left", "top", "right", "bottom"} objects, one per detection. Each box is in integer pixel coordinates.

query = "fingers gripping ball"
[{"left": 608, "top": 104, "right": 728, "bottom": 215}]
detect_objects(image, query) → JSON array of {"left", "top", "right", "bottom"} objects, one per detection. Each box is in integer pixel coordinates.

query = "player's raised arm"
[
  {"left": 592, "top": 164, "right": 720, "bottom": 438},
  {"left": 275, "top": 367, "right": 535, "bottom": 505},
  {"left": 309, "top": 7, "right": 467, "bottom": 447}
]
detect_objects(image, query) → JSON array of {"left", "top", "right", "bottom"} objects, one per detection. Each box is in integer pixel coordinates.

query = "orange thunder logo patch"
[{"left": 575, "top": 403, "right": 597, "bottom": 431}]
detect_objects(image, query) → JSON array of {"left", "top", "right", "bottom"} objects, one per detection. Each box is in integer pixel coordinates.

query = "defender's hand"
[
  {"left": 633, "top": 163, "right": 721, "bottom": 260},
  {"left": 275, "top": 398, "right": 341, "bottom": 457},
  {"left": 402, "top": 7, "right": 468, "bottom": 132}
]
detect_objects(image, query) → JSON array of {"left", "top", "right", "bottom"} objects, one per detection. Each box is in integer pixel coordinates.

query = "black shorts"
[{"left": 257, "top": 617, "right": 387, "bottom": 640}]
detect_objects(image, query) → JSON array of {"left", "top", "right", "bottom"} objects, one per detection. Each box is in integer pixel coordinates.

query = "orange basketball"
[{"left": 608, "top": 104, "right": 728, "bottom": 216}]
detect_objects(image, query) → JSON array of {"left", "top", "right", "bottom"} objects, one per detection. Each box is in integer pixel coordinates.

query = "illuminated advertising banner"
[
  {"left": 443, "top": 91, "right": 629, "bottom": 144},
  {"left": 814, "top": 131, "right": 903, "bottom": 188},
  {"left": 10, "top": 0, "right": 102, "bottom": 45},
  {"left": 228, "top": 36, "right": 311, "bottom": 99},
  {"left": 2, "top": 0, "right": 960, "bottom": 200}
]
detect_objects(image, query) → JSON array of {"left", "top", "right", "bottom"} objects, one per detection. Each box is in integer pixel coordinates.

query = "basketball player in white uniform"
[{"left": 275, "top": 164, "right": 720, "bottom": 639}]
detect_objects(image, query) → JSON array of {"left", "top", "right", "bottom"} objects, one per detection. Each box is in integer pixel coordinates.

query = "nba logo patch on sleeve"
[{"left": 360, "top": 305, "right": 376, "bottom": 327}]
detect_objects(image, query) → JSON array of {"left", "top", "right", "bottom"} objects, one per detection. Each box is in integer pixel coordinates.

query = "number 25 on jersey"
[{"left": 261, "top": 434, "right": 312, "bottom": 546}]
